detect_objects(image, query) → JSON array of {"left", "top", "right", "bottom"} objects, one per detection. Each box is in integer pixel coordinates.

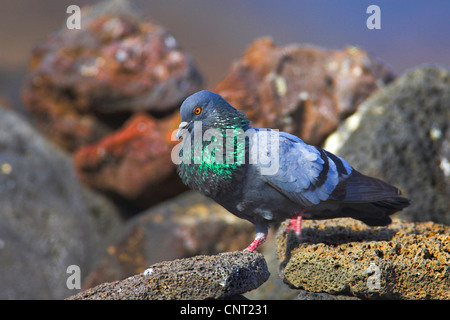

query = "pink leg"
[
  {"left": 244, "top": 232, "right": 267, "bottom": 251},
  {"left": 286, "top": 210, "right": 304, "bottom": 237}
]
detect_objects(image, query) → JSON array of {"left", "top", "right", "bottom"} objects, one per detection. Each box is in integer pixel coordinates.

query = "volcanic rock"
[
  {"left": 215, "top": 38, "right": 394, "bottom": 146},
  {"left": 323, "top": 66, "right": 450, "bottom": 224},
  {"left": 81, "top": 191, "right": 255, "bottom": 289},
  {"left": 22, "top": 0, "right": 203, "bottom": 151},
  {"left": 0, "top": 107, "right": 123, "bottom": 299},
  {"left": 74, "top": 111, "right": 185, "bottom": 207},
  {"left": 277, "top": 218, "right": 450, "bottom": 300},
  {"left": 69, "top": 251, "right": 269, "bottom": 300}
]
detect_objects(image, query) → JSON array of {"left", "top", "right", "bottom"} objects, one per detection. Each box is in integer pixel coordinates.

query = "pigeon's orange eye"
[{"left": 194, "top": 107, "right": 202, "bottom": 115}]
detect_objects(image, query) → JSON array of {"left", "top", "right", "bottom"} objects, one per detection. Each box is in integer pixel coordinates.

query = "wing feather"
[{"left": 256, "top": 131, "right": 350, "bottom": 207}]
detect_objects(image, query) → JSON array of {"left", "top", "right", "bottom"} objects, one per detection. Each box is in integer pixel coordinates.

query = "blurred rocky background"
[{"left": 0, "top": 0, "right": 449, "bottom": 299}]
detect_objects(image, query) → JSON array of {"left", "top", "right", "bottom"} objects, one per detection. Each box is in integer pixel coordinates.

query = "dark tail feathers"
[
  {"left": 331, "top": 170, "right": 410, "bottom": 226},
  {"left": 340, "top": 196, "right": 410, "bottom": 226}
]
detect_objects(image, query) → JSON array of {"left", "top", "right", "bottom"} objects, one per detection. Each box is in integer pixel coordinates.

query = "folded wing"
[{"left": 258, "top": 131, "right": 409, "bottom": 223}]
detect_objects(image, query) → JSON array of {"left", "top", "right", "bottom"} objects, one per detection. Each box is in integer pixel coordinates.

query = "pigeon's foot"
[
  {"left": 286, "top": 210, "right": 305, "bottom": 238},
  {"left": 244, "top": 232, "right": 267, "bottom": 251}
]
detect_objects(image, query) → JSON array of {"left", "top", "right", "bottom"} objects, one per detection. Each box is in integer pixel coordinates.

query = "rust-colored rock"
[
  {"left": 22, "top": 1, "right": 203, "bottom": 151},
  {"left": 215, "top": 38, "right": 394, "bottom": 145},
  {"left": 74, "top": 111, "right": 185, "bottom": 207}
]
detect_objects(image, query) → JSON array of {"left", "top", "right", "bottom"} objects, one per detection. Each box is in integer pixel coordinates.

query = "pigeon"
[{"left": 175, "top": 90, "right": 410, "bottom": 251}]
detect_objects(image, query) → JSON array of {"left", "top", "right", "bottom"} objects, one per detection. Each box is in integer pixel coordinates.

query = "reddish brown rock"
[
  {"left": 22, "top": 1, "right": 203, "bottom": 151},
  {"left": 215, "top": 38, "right": 394, "bottom": 145},
  {"left": 74, "top": 111, "right": 185, "bottom": 207}
]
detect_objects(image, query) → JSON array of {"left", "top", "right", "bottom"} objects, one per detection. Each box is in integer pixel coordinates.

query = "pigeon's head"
[{"left": 176, "top": 90, "right": 250, "bottom": 140}]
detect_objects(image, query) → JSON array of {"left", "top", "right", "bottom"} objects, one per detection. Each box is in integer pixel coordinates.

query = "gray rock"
[
  {"left": 0, "top": 108, "right": 123, "bottom": 299},
  {"left": 323, "top": 66, "right": 450, "bottom": 224},
  {"left": 81, "top": 191, "right": 255, "bottom": 289},
  {"left": 68, "top": 251, "right": 270, "bottom": 300}
]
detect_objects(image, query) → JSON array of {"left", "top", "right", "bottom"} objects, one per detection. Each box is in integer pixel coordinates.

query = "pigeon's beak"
[{"left": 176, "top": 121, "right": 189, "bottom": 141}]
